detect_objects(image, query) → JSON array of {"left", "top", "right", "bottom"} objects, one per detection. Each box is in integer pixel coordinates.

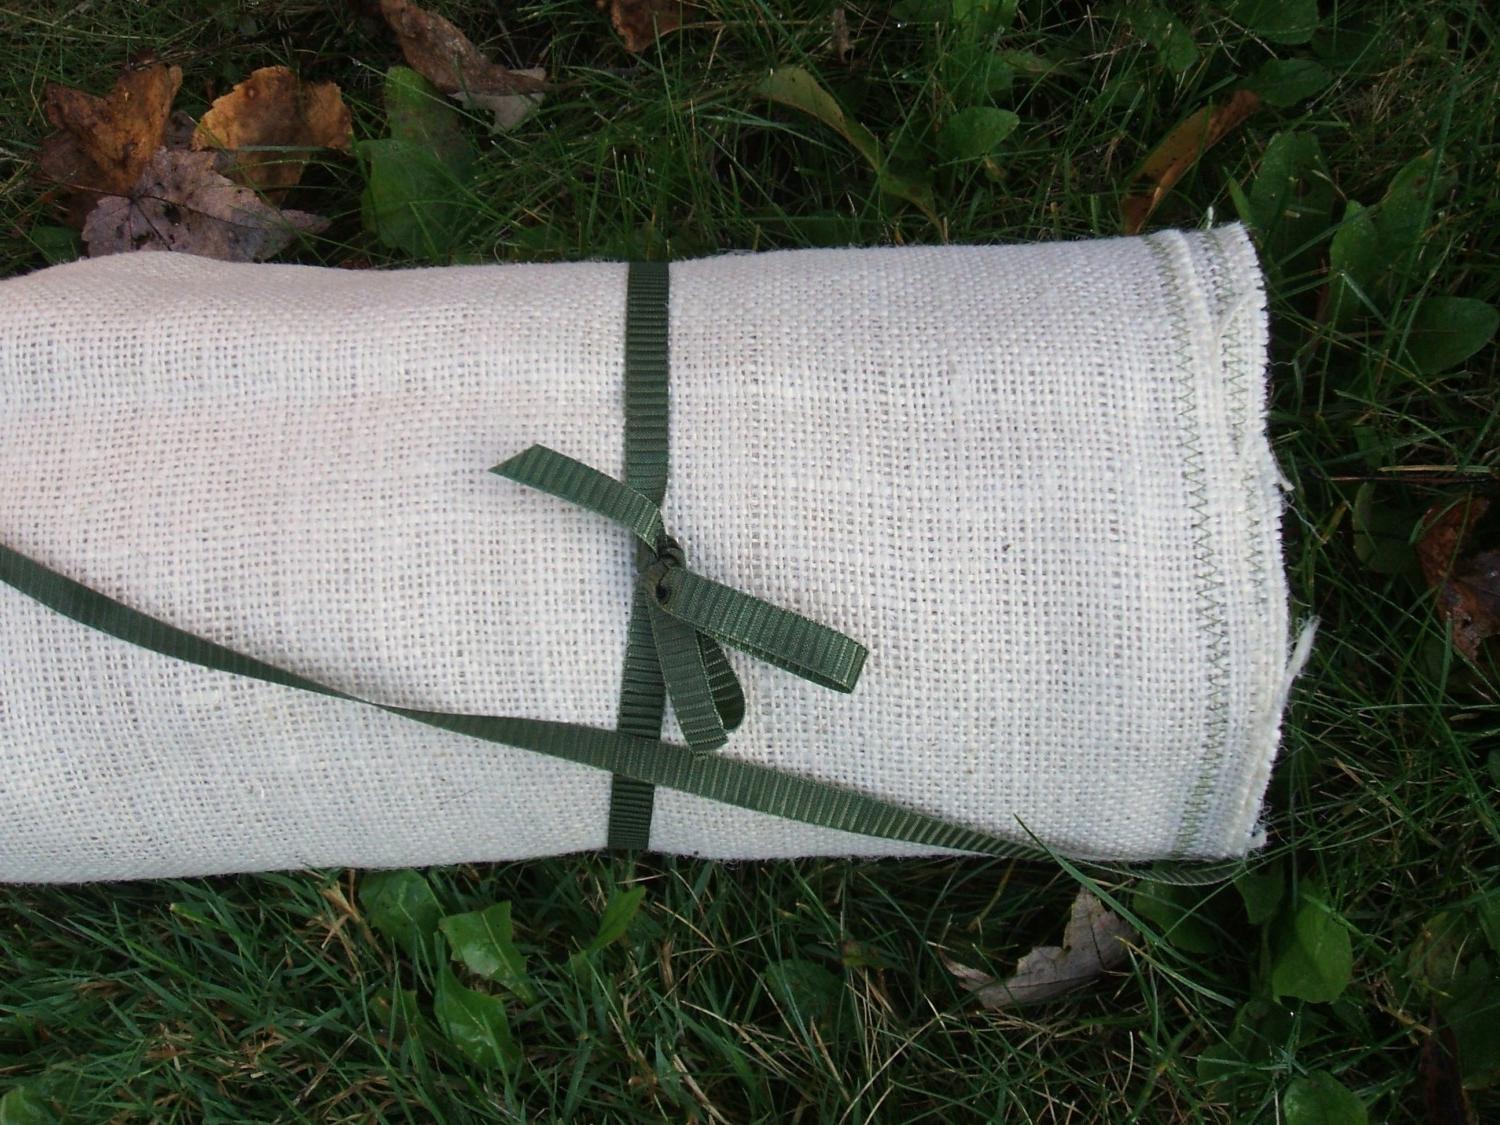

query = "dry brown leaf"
[
  {"left": 944, "top": 889, "right": 1134, "bottom": 1009},
  {"left": 610, "top": 0, "right": 686, "bottom": 53},
  {"left": 82, "top": 149, "right": 328, "bottom": 262},
  {"left": 1421, "top": 1005, "right": 1478, "bottom": 1125},
  {"left": 36, "top": 61, "right": 183, "bottom": 225},
  {"left": 460, "top": 67, "right": 547, "bottom": 131},
  {"left": 1417, "top": 496, "right": 1500, "bottom": 660},
  {"left": 192, "top": 66, "right": 352, "bottom": 198},
  {"left": 1120, "top": 88, "right": 1261, "bottom": 235},
  {"left": 829, "top": 7, "right": 854, "bottom": 63},
  {"left": 380, "top": 0, "right": 545, "bottom": 131}
]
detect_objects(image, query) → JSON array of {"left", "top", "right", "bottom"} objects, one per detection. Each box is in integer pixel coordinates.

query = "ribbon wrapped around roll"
[{"left": 0, "top": 225, "right": 1301, "bottom": 882}]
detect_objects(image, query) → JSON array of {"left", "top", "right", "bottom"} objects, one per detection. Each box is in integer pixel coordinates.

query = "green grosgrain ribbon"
[{"left": 492, "top": 444, "right": 867, "bottom": 756}]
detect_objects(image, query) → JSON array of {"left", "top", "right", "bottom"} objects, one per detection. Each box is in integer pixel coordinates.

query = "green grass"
[{"left": 2, "top": 0, "right": 1499, "bottom": 1120}]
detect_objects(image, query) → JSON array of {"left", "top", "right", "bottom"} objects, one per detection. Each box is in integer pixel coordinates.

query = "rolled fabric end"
[{"left": 0, "top": 225, "right": 1300, "bottom": 882}]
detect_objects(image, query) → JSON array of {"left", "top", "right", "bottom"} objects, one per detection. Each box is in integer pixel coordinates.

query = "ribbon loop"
[
  {"left": 656, "top": 568, "right": 866, "bottom": 694},
  {"left": 492, "top": 443, "right": 865, "bottom": 753}
]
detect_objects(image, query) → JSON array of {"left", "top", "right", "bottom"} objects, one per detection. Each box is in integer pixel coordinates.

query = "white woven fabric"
[{"left": 0, "top": 225, "right": 1293, "bottom": 882}]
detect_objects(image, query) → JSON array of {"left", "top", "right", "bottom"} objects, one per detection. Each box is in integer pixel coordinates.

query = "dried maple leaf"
[
  {"left": 192, "top": 66, "right": 352, "bottom": 199},
  {"left": 944, "top": 889, "right": 1134, "bottom": 1009},
  {"left": 1120, "top": 88, "right": 1261, "bottom": 234},
  {"left": 610, "top": 0, "right": 686, "bottom": 54},
  {"left": 36, "top": 61, "right": 183, "bottom": 225},
  {"left": 379, "top": 0, "right": 545, "bottom": 131},
  {"left": 82, "top": 149, "right": 328, "bottom": 262},
  {"left": 1417, "top": 496, "right": 1500, "bottom": 660}
]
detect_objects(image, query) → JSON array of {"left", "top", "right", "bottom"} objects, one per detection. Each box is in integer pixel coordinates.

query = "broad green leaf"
[
  {"left": 760, "top": 66, "right": 879, "bottom": 173},
  {"left": 28, "top": 225, "right": 79, "bottom": 266},
  {"left": 1248, "top": 132, "right": 1333, "bottom": 274},
  {"left": 1406, "top": 911, "right": 1469, "bottom": 997},
  {"left": 1402, "top": 297, "right": 1498, "bottom": 374},
  {"left": 1351, "top": 482, "right": 1416, "bottom": 576},
  {"left": 1231, "top": 0, "right": 1319, "bottom": 45},
  {"left": 1125, "top": 1, "right": 1199, "bottom": 75},
  {"left": 890, "top": 0, "right": 946, "bottom": 21},
  {"left": 1235, "top": 864, "right": 1285, "bottom": 925},
  {"left": 359, "top": 67, "right": 478, "bottom": 263},
  {"left": 876, "top": 168, "right": 940, "bottom": 216},
  {"left": 383, "top": 68, "right": 465, "bottom": 159},
  {"left": 1327, "top": 201, "right": 1381, "bottom": 326},
  {"left": 942, "top": 40, "right": 1017, "bottom": 103},
  {"left": 1479, "top": 895, "right": 1500, "bottom": 958},
  {"left": 0, "top": 1088, "right": 54, "bottom": 1125},
  {"left": 1373, "top": 151, "right": 1443, "bottom": 266},
  {"left": 1283, "top": 1073, "right": 1368, "bottom": 1125},
  {"left": 1272, "top": 889, "right": 1353, "bottom": 1003},
  {"left": 759, "top": 66, "right": 939, "bottom": 225},
  {"left": 1248, "top": 59, "right": 1331, "bottom": 107},
  {"left": 440, "top": 903, "right": 536, "bottom": 1003},
  {"left": 434, "top": 960, "right": 519, "bottom": 1069},
  {"left": 1310, "top": 21, "right": 1385, "bottom": 74},
  {"left": 952, "top": 0, "right": 1017, "bottom": 30},
  {"left": 579, "top": 885, "right": 646, "bottom": 956},
  {"left": 763, "top": 958, "right": 843, "bottom": 1024},
  {"left": 380, "top": 986, "right": 424, "bottom": 1038},
  {"left": 1440, "top": 957, "right": 1500, "bottom": 1089},
  {"left": 938, "top": 107, "right": 1020, "bottom": 162},
  {"left": 359, "top": 868, "right": 442, "bottom": 953},
  {"left": 1131, "top": 881, "right": 1217, "bottom": 953}
]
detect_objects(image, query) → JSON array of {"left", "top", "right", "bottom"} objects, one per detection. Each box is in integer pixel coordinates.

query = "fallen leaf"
[
  {"left": 1416, "top": 497, "right": 1500, "bottom": 661},
  {"left": 1120, "top": 88, "right": 1261, "bottom": 234},
  {"left": 945, "top": 889, "right": 1133, "bottom": 1008},
  {"left": 192, "top": 66, "right": 352, "bottom": 198},
  {"left": 829, "top": 7, "right": 854, "bottom": 62},
  {"left": 462, "top": 67, "right": 547, "bottom": 131},
  {"left": 610, "top": 0, "right": 685, "bottom": 54},
  {"left": 82, "top": 149, "right": 328, "bottom": 262},
  {"left": 36, "top": 61, "right": 182, "bottom": 224},
  {"left": 380, "top": 0, "right": 545, "bottom": 131},
  {"left": 1421, "top": 1006, "right": 1477, "bottom": 1125}
]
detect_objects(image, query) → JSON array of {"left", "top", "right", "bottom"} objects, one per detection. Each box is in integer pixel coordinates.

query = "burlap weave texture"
[{"left": 0, "top": 224, "right": 1292, "bottom": 881}]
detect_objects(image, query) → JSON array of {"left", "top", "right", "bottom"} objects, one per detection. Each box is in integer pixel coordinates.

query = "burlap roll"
[{"left": 0, "top": 225, "right": 1299, "bottom": 881}]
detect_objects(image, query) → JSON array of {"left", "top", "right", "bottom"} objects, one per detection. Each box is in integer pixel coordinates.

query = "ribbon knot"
[
  {"left": 493, "top": 444, "right": 867, "bottom": 755},
  {"left": 641, "top": 534, "right": 685, "bottom": 604}
]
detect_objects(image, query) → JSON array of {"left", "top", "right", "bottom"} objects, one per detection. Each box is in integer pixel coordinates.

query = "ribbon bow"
[{"left": 493, "top": 444, "right": 867, "bottom": 754}]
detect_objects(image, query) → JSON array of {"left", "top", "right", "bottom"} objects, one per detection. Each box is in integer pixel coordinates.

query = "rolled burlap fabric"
[{"left": 0, "top": 224, "right": 1301, "bottom": 882}]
